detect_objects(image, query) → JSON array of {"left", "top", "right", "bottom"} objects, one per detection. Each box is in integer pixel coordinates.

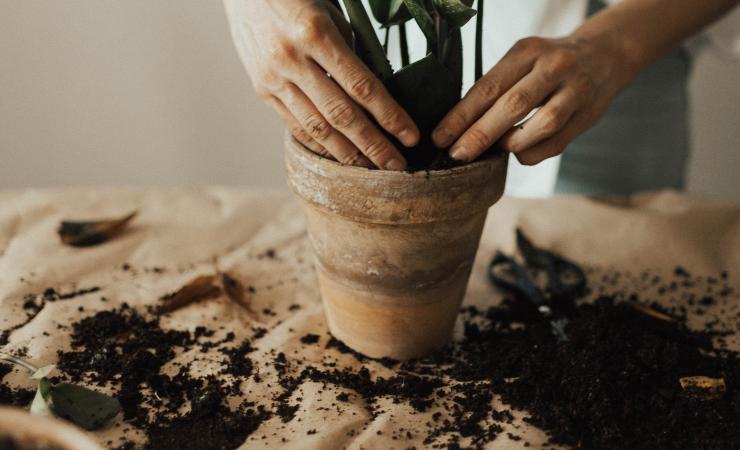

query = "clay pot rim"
[{"left": 285, "top": 134, "right": 503, "bottom": 180}]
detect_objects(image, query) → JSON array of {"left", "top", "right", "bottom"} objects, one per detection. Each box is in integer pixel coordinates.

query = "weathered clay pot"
[
  {"left": 285, "top": 136, "right": 508, "bottom": 359},
  {"left": 0, "top": 406, "right": 103, "bottom": 450}
]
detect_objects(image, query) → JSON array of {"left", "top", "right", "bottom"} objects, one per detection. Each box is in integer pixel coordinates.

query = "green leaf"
[
  {"left": 433, "top": 0, "right": 476, "bottom": 29},
  {"left": 342, "top": 0, "right": 393, "bottom": 80},
  {"left": 402, "top": 0, "right": 436, "bottom": 49},
  {"left": 49, "top": 383, "right": 121, "bottom": 430},
  {"left": 369, "top": 0, "right": 410, "bottom": 26},
  {"left": 30, "top": 377, "right": 54, "bottom": 418}
]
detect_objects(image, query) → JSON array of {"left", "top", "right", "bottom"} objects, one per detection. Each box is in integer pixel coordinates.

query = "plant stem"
[
  {"left": 399, "top": 22, "right": 410, "bottom": 66},
  {"left": 341, "top": 0, "right": 393, "bottom": 80},
  {"left": 383, "top": 27, "right": 390, "bottom": 55},
  {"left": 475, "top": 0, "right": 484, "bottom": 80},
  {"left": 434, "top": 8, "right": 442, "bottom": 56},
  {"left": 0, "top": 352, "right": 39, "bottom": 373},
  {"left": 442, "top": 28, "right": 463, "bottom": 94}
]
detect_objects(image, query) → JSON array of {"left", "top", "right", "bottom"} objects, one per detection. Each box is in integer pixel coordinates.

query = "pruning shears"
[{"left": 488, "top": 229, "right": 587, "bottom": 342}]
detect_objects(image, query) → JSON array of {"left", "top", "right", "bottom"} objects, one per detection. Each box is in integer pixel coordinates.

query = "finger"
[
  {"left": 514, "top": 112, "right": 592, "bottom": 166},
  {"left": 448, "top": 68, "right": 560, "bottom": 162},
  {"left": 432, "top": 42, "right": 539, "bottom": 148},
  {"left": 264, "top": 96, "right": 332, "bottom": 157},
  {"left": 308, "top": 23, "right": 420, "bottom": 147},
  {"left": 297, "top": 62, "right": 408, "bottom": 171},
  {"left": 499, "top": 85, "right": 581, "bottom": 154},
  {"left": 278, "top": 83, "right": 373, "bottom": 168}
]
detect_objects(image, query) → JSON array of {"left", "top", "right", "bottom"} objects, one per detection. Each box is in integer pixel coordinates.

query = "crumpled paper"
[{"left": 0, "top": 188, "right": 738, "bottom": 449}]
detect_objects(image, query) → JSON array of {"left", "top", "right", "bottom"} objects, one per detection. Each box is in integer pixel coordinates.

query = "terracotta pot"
[
  {"left": 0, "top": 406, "right": 103, "bottom": 450},
  {"left": 285, "top": 137, "right": 508, "bottom": 359}
]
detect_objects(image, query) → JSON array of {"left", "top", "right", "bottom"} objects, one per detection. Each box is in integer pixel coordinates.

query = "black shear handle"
[
  {"left": 488, "top": 252, "right": 547, "bottom": 307},
  {"left": 516, "top": 229, "right": 586, "bottom": 300}
]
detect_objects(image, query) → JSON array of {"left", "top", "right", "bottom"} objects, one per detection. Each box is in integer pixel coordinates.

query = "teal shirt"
[{"left": 555, "top": 0, "right": 691, "bottom": 195}]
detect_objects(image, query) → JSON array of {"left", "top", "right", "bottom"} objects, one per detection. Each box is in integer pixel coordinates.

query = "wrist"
[
  {"left": 568, "top": 24, "right": 643, "bottom": 94},
  {"left": 571, "top": 2, "right": 661, "bottom": 89}
]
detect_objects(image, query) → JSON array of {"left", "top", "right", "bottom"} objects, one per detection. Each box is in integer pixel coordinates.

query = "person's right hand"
[{"left": 223, "top": 0, "right": 419, "bottom": 170}]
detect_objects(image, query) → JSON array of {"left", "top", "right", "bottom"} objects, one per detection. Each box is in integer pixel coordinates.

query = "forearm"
[{"left": 573, "top": 0, "right": 738, "bottom": 84}]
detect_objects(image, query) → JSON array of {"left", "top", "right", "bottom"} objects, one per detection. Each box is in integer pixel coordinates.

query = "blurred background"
[{"left": 1, "top": 1, "right": 739, "bottom": 199}]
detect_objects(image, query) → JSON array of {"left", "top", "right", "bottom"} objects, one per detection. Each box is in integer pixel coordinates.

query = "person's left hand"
[{"left": 432, "top": 35, "right": 635, "bottom": 165}]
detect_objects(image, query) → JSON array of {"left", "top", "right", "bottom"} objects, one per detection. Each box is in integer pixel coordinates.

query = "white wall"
[
  {"left": 0, "top": 0, "right": 284, "bottom": 188},
  {"left": 1, "top": 0, "right": 738, "bottom": 199}
]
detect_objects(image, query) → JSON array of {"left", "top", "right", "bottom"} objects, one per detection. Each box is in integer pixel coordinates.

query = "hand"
[
  {"left": 223, "top": 0, "right": 419, "bottom": 170},
  {"left": 432, "top": 35, "right": 632, "bottom": 165}
]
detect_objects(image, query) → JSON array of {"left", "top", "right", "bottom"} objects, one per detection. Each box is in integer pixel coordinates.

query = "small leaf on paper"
[
  {"left": 158, "top": 275, "right": 222, "bottom": 314},
  {"left": 30, "top": 377, "right": 53, "bottom": 418},
  {"left": 30, "top": 364, "right": 56, "bottom": 380},
  {"left": 58, "top": 211, "right": 137, "bottom": 247},
  {"left": 221, "top": 273, "right": 254, "bottom": 315},
  {"left": 49, "top": 382, "right": 121, "bottom": 430},
  {"left": 679, "top": 376, "right": 726, "bottom": 399}
]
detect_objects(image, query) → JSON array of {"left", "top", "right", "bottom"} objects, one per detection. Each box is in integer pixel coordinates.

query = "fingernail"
[
  {"left": 384, "top": 158, "right": 406, "bottom": 171},
  {"left": 449, "top": 145, "right": 468, "bottom": 161},
  {"left": 433, "top": 127, "right": 453, "bottom": 148},
  {"left": 398, "top": 128, "right": 418, "bottom": 147}
]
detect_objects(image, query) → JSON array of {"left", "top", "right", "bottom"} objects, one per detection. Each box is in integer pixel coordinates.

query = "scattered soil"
[
  {"left": 299, "top": 334, "right": 320, "bottom": 345},
  {"left": 0, "top": 362, "right": 34, "bottom": 406},
  {"left": 1, "top": 257, "right": 738, "bottom": 449},
  {"left": 51, "top": 305, "right": 269, "bottom": 450},
  {"left": 0, "top": 286, "right": 101, "bottom": 346},
  {"left": 418, "top": 296, "right": 740, "bottom": 449},
  {"left": 277, "top": 265, "right": 739, "bottom": 449}
]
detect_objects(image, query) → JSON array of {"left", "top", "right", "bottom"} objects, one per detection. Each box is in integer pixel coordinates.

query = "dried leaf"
[
  {"left": 679, "top": 376, "right": 726, "bottom": 399},
  {"left": 629, "top": 302, "right": 674, "bottom": 322},
  {"left": 58, "top": 211, "right": 137, "bottom": 247},
  {"left": 220, "top": 273, "right": 255, "bottom": 316},
  {"left": 158, "top": 275, "right": 221, "bottom": 314},
  {"left": 49, "top": 382, "right": 121, "bottom": 430}
]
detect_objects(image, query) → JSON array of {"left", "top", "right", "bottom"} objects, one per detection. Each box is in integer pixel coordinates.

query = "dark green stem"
[
  {"left": 442, "top": 28, "right": 463, "bottom": 94},
  {"left": 383, "top": 27, "right": 390, "bottom": 55},
  {"left": 475, "top": 0, "right": 484, "bottom": 80},
  {"left": 341, "top": 0, "right": 393, "bottom": 80},
  {"left": 399, "top": 22, "right": 410, "bottom": 67}
]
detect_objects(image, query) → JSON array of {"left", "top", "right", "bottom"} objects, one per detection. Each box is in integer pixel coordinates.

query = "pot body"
[{"left": 285, "top": 137, "right": 507, "bottom": 359}]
